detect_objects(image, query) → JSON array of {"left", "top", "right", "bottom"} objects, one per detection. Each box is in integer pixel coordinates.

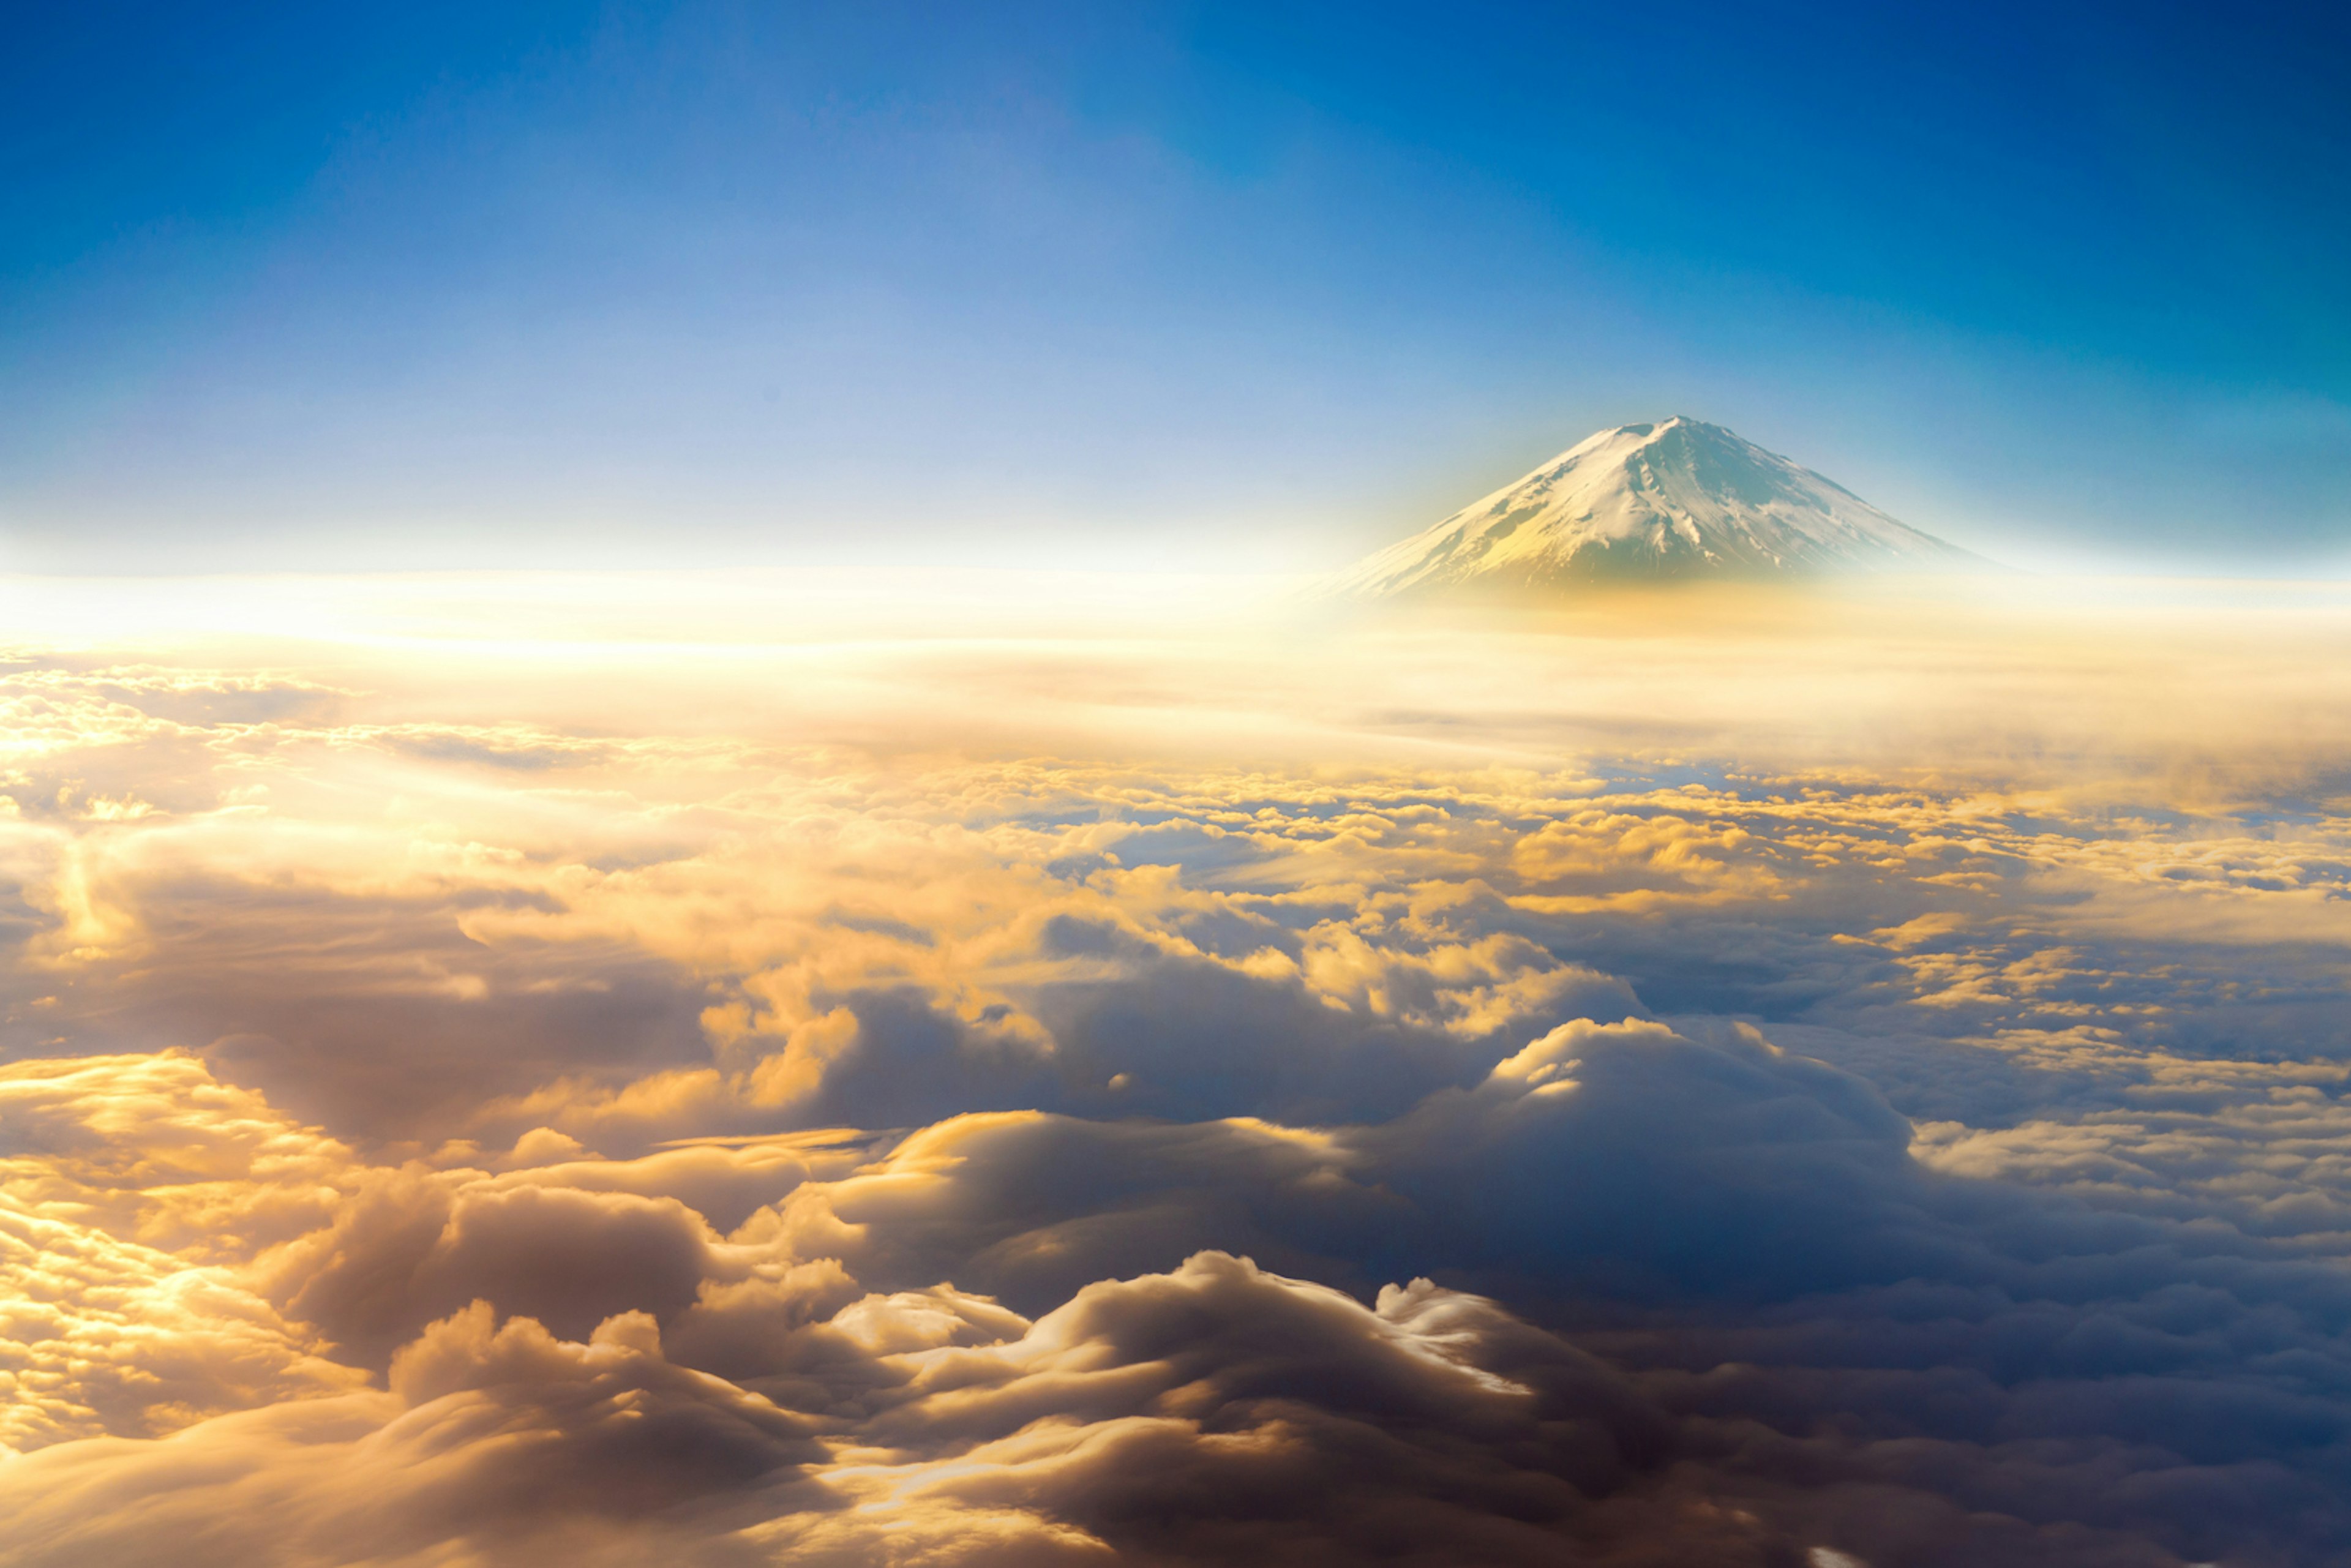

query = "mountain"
[{"left": 1331, "top": 417, "right": 1984, "bottom": 598}]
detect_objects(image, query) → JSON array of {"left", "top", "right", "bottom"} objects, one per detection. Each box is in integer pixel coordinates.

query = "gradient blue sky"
[{"left": 5, "top": 0, "right": 2347, "bottom": 573}]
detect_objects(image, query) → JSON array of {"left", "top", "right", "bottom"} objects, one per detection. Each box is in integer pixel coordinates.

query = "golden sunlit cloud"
[{"left": 3, "top": 572, "right": 2350, "bottom": 1564}]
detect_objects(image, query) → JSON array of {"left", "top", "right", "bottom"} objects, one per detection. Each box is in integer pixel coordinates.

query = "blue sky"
[{"left": 5, "top": 0, "right": 2347, "bottom": 572}]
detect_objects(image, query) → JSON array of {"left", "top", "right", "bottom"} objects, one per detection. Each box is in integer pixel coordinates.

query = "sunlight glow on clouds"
[{"left": 3, "top": 575, "right": 2351, "bottom": 1563}]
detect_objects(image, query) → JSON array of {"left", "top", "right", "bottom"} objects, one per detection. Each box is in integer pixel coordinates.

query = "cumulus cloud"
[{"left": 0, "top": 1301, "right": 819, "bottom": 1568}]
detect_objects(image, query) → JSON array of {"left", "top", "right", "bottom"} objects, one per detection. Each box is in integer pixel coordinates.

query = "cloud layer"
[{"left": 4, "top": 593, "right": 2350, "bottom": 1564}]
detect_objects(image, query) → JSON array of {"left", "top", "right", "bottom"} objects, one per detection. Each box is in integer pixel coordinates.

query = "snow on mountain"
[{"left": 1332, "top": 417, "right": 1985, "bottom": 598}]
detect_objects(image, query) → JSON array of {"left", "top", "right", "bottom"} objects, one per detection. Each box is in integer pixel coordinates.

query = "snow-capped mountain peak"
[{"left": 1333, "top": 417, "right": 1983, "bottom": 596}]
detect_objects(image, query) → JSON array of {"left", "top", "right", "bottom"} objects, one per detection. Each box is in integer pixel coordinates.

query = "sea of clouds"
[{"left": 4, "top": 576, "right": 2350, "bottom": 1566}]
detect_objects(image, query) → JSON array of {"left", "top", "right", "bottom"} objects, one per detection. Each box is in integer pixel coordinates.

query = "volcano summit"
[{"left": 1335, "top": 417, "right": 1985, "bottom": 596}]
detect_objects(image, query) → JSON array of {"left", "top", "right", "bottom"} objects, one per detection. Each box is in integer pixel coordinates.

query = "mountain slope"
[{"left": 1333, "top": 418, "right": 1983, "bottom": 597}]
